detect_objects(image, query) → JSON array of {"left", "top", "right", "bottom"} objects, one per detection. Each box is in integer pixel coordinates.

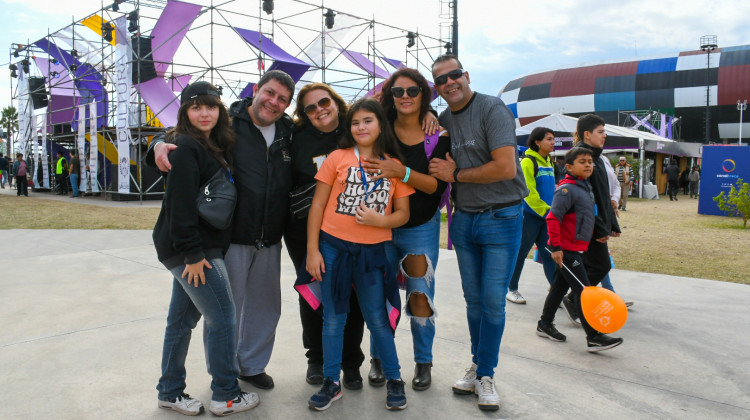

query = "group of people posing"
[{"left": 148, "top": 54, "right": 624, "bottom": 417}]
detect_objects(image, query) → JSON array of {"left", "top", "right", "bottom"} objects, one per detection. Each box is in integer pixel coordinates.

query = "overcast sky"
[{"left": 2, "top": 0, "right": 749, "bottom": 113}]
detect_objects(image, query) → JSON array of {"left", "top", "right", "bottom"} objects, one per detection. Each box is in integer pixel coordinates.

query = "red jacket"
[{"left": 546, "top": 175, "right": 595, "bottom": 252}]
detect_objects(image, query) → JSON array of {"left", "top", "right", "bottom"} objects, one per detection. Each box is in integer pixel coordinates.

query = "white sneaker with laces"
[
  {"left": 451, "top": 363, "right": 477, "bottom": 394},
  {"left": 506, "top": 290, "right": 526, "bottom": 304},
  {"left": 209, "top": 391, "right": 260, "bottom": 416},
  {"left": 158, "top": 393, "right": 203, "bottom": 416},
  {"left": 474, "top": 376, "right": 500, "bottom": 411}
]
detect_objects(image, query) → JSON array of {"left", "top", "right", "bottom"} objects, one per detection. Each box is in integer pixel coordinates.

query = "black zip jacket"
[
  {"left": 228, "top": 97, "right": 294, "bottom": 247},
  {"left": 579, "top": 143, "right": 620, "bottom": 239},
  {"left": 152, "top": 135, "right": 231, "bottom": 269}
]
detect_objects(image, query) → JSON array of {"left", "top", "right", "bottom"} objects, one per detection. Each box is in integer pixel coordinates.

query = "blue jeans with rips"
[
  {"left": 450, "top": 204, "right": 523, "bottom": 379},
  {"left": 372, "top": 210, "right": 440, "bottom": 364},
  {"left": 157, "top": 258, "right": 241, "bottom": 402},
  {"left": 509, "top": 212, "right": 556, "bottom": 291},
  {"left": 319, "top": 236, "right": 401, "bottom": 382}
]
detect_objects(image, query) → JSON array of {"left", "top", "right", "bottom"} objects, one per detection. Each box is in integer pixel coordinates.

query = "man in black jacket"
[{"left": 150, "top": 70, "right": 295, "bottom": 391}]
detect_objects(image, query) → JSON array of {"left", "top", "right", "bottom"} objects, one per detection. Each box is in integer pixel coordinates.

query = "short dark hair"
[
  {"left": 574, "top": 114, "right": 606, "bottom": 145},
  {"left": 527, "top": 127, "right": 554, "bottom": 151},
  {"left": 564, "top": 147, "right": 593, "bottom": 165},
  {"left": 257, "top": 70, "right": 295, "bottom": 98},
  {"left": 341, "top": 98, "right": 403, "bottom": 162},
  {"left": 431, "top": 54, "right": 463, "bottom": 73},
  {"left": 292, "top": 83, "right": 348, "bottom": 127},
  {"left": 379, "top": 68, "right": 433, "bottom": 124}
]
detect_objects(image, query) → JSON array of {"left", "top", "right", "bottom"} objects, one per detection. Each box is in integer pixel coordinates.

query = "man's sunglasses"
[
  {"left": 434, "top": 69, "right": 465, "bottom": 86},
  {"left": 391, "top": 86, "right": 421, "bottom": 98},
  {"left": 304, "top": 97, "right": 332, "bottom": 115}
]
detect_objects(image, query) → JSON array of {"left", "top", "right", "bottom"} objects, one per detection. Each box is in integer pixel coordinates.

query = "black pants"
[
  {"left": 284, "top": 216, "right": 365, "bottom": 369},
  {"left": 540, "top": 240, "right": 611, "bottom": 338},
  {"left": 56, "top": 173, "right": 68, "bottom": 194},
  {"left": 667, "top": 180, "right": 679, "bottom": 199},
  {"left": 15, "top": 175, "right": 28, "bottom": 196}
]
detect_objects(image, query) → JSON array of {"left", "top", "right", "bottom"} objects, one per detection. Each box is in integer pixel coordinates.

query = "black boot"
[
  {"left": 368, "top": 358, "right": 386, "bottom": 387},
  {"left": 412, "top": 362, "right": 432, "bottom": 391},
  {"left": 306, "top": 364, "right": 323, "bottom": 385},
  {"left": 342, "top": 367, "right": 363, "bottom": 390}
]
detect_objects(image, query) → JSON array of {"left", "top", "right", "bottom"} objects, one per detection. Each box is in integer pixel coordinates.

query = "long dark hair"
[
  {"left": 341, "top": 98, "right": 404, "bottom": 162},
  {"left": 573, "top": 114, "right": 605, "bottom": 146},
  {"left": 379, "top": 68, "right": 432, "bottom": 124},
  {"left": 170, "top": 93, "right": 235, "bottom": 169}
]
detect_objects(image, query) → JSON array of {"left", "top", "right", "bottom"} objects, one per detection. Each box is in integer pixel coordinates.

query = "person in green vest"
[{"left": 55, "top": 151, "right": 68, "bottom": 195}]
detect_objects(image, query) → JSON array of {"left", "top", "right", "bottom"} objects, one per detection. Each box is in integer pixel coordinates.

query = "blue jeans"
[
  {"left": 320, "top": 237, "right": 401, "bottom": 382},
  {"left": 450, "top": 204, "right": 523, "bottom": 378},
  {"left": 373, "top": 210, "right": 440, "bottom": 364},
  {"left": 157, "top": 258, "right": 241, "bottom": 402},
  {"left": 70, "top": 173, "right": 80, "bottom": 196},
  {"left": 600, "top": 274, "right": 614, "bottom": 292},
  {"left": 509, "top": 212, "right": 556, "bottom": 291}
]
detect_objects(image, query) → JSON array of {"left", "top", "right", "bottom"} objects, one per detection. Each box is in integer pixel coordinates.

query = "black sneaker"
[
  {"left": 306, "top": 364, "right": 323, "bottom": 385},
  {"left": 587, "top": 333, "right": 623, "bottom": 352},
  {"left": 536, "top": 320, "right": 566, "bottom": 342},
  {"left": 385, "top": 379, "right": 407, "bottom": 410},
  {"left": 562, "top": 295, "right": 582, "bottom": 327},
  {"left": 342, "top": 368, "right": 363, "bottom": 390},
  {"left": 308, "top": 378, "right": 342, "bottom": 411},
  {"left": 238, "top": 372, "right": 274, "bottom": 389}
]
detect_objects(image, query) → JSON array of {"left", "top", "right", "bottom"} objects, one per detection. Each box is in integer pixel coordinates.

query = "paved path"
[{"left": 0, "top": 229, "right": 748, "bottom": 419}]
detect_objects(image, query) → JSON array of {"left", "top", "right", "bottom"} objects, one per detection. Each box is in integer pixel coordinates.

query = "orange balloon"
[{"left": 580, "top": 286, "right": 628, "bottom": 334}]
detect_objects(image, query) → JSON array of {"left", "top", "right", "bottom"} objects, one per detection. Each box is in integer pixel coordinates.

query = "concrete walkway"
[{"left": 0, "top": 229, "right": 748, "bottom": 419}]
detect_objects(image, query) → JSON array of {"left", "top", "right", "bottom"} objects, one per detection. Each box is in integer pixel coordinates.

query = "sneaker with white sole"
[
  {"left": 506, "top": 290, "right": 526, "bottom": 304},
  {"left": 308, "top": 378, "right": 342, "bottom": 411},
  {"left": 474, "top": 376, "right": 500, "bottom": 411},
  {"left": 158, "top": 393, "right": 203, "bottom": 416},
  {"left": 452, "top": 363, "right": 477, "bottom": 394},
  {"left": 209, "top": 391, "right": 259, "bottom": 416},
  {"left": 587, "top": 333, "right": 623, "bottom": 353},
  {"left": 562, "top": 295, "right": 582, "bottom": 327},
  {"left": 536, "top": 320, "right": 566, "bottom": 342}
]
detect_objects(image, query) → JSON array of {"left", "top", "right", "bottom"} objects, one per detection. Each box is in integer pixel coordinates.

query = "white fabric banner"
[
  {"left": 41, "top": 120, "right": 49, "bottom": 188},
  {"left": 31, "top": 113, "right": 39, "bottom": 187},
  {"left": 89, "top": 102, "right": 99, "bottom": 193},
  {"left": 115, "top": 16, "right": 133, "bottom": 193},
  {"left": 17, "top": 71, "right": 32, "bottom": 157},
  {"left": 77, "top": 104, "right": 86, "bottom": 192}
]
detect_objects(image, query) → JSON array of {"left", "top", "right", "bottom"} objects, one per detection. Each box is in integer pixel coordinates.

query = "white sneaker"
[
  {"left": 158, "top": 393, "right": 203, "bottom": 416},
  {"left": 209, "top": 391, "right": 259, "bottom": 416},
  {"left": 506, "top": 290, "right": 526, "bottom": 304},
  {"left": 474, "top": 376, "right": 500, "bottom": 411},
  {"left": 452, "top": 363, "right": 477, "bottom": 394}
]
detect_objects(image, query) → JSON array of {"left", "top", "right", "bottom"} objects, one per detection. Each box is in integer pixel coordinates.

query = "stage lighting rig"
[
  {"left": 324, "top": 9, "right": 335, "bottom": 30},
  {"left": 9, "top": 63, "right": 18, "bottom": 78},
  {"left": 407, "top": 32, "right": 416, "bottom": 48},
  {"left": 128, "top": 11, "right": 139, "bottom": 33},
  {"left": 21, "top": 58, "right": 30, "bottom": 74},
  {"left": 71, "top": 49, "right": 78, "bottom": 58},
  {"left": 102, "top": 22, "right": 115, "bottom": 42},
  {"left": 262, "top": 0, "right": 274, "bottom": 15}
]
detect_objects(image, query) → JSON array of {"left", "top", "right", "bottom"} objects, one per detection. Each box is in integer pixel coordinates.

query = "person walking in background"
[
  {"left": 0, "top": 153, "right": 8, "bottom": 188},
  {"left": 428, "top": 54, "right": 528, "bottom": 412},
  {"left": 689, "top": 166, "right": 700, "bottom": 198},
  {"left": 679, "top": 168, "right": 690, "bottom": 195},
  {"left": 507, "top": 127, "right": 558, "bottom": 305},
  {"left": 12, "top": 153, "right": 28, "bottom": 196},
  {"left": 615, "top": 156, "right": 634, "bottom": 211},
  {"left": 69, "top": 151, "right": 81, "bottom": 198},
  {"left": 54, "top": 151, "right": 68, "bottom": 195},
  {"left": 665, "top": 159, "right": 680, "bottom": 201}
]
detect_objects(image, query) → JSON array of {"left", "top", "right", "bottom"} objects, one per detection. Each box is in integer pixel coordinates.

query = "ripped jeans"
[{"left": 372, "top": 210, "right": 440, "bottom": 364}]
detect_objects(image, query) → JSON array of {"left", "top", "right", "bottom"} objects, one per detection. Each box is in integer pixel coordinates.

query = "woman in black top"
[
  {"left": 363, "top": 68, "right": 450, "bottom": 391},
  {"left": 152, "top": 82, "right": 257, "bottom": 416}
]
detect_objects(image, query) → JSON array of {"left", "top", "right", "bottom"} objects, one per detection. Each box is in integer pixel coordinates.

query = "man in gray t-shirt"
[{"left": 428, "top": 54, "right": 527, "bottom": 412}]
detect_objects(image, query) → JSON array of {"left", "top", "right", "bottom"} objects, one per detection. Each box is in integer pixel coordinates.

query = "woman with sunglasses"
[{"left": 362, "top": 68, "right": 450, "bottom": 391}]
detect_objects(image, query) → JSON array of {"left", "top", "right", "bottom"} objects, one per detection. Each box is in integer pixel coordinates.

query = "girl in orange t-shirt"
[{"left": 306, "top": 98, "right": 414, "bottom": 411}]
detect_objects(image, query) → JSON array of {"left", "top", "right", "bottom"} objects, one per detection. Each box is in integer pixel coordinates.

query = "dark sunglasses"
[
  {"left": 303, "top": 97, "right": 332, "bottom": 115},
  {"left": 390, "top": 86, "right": 421, "bottom": 98},
  {"left": 433, "top": 69, "right": 465, "bottom": 86}
]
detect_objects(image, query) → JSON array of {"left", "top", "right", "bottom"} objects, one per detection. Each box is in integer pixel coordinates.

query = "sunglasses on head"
[
  {"left": 303, "top": 96, "right": 332, "bottom": 115},
  {"left": 433, "top": 69, "right": 465, "bottom": 86},
  {"left": 390, "top": 86, "right": 421, "bottom": 98}
]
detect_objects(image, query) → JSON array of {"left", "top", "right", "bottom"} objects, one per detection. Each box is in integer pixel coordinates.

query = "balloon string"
[{"left": 545, "top": 247, "right": 586, "bottom": 289}]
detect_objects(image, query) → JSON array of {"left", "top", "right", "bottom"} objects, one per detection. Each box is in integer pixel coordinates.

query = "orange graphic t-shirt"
[{"left": 315, "top": 148, "right": 414, "bottom": 244}]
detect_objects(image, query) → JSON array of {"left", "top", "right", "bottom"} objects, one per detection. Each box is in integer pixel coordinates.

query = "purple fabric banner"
[
  {"left": 139, "top": 78, "right": 179, "bottom": 127},
  {"left": 46, "top": 95, "right": 78, "bottom": 126},
  {"left": 234, "top": 27, "right": 311, "bottom": 98},
  {"left": 32, "top": 57, "right": 78, "bottom": 96},
  {"left": 380, "top": 57, "right": 404, "bottom": 70},
  {"left": 151, "top": 0, "right": 203, "bottom": 76},
  {"left": 339, "top": 49, "right": 390, "bottom": 79},
  {"left": 167, "top": 74, "right": 192, "bottom": 92}
]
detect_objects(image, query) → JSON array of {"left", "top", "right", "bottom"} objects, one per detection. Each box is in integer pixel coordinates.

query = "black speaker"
[
  {"left": 131, "top": 35, "right": 158, "bottom": 84},
  {"left": 28, "top": 77, "right": 49, "bottom": 109}
]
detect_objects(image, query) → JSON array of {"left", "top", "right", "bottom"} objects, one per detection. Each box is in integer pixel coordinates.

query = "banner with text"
[{"left": 115, "top": 15, "right": 132, "bottom": 193}]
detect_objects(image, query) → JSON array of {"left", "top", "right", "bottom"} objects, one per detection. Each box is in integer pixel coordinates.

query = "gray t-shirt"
[{"left": 438, "top": 92, "right": 528, "bottom": 212}]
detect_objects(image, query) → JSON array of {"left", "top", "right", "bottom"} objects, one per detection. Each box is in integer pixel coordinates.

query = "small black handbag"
[{"left": 196, "top": 168, "right": 237, "bottom": 230}]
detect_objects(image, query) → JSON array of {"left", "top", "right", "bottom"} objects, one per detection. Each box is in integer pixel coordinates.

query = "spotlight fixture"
[
  {"left": 13, "top": 50, "right": 19, "bottom": 58},
  {"left": 127, "top": 11, "right": 139, "bottom": 33},
  {"left": 69, "top": 63, "right": 78, "bottom": 72},
  {"left": 11, "top": 70, "right": 18, "bottom": 78},
  {"left": 102, "top": 22, "right": 115, "bottom": 42},
  {"left": 217, "top": 86, "right": 223, "bottom": 96},
  {"left": 324, "top": 9, "right": 335, "bottom": 30},
  {"left": 21, "top": 58, "right": 30, "bottom": 74},
  {"left": 407, "top": 32, "right": 416, "bottom": 48},
  {"left": 9, "top": 63, "right": 18, "bottom": 78},
  {"left": 8, "top": 64, "right": 17, "bottom": 71},
  {"left": 70, "top": 49, "right": 78, "bottom": 58},
  {"left": 101, "top": 77, "right": 107, "bottom": 86},
  {"left": 51, "top": 57, "right": 58, "bottom": 64},
  {"left": 112, "top": 0, "right": 119, "bottom": 12},
  {"left": 262, "top": 0, "right": 274, "bottom": 15},
  {"left": 50, "top": 71, "right": 60, "bottom": 79},
  {"left": 444, "top": 42, "right": 453, "bottom": 55}
]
